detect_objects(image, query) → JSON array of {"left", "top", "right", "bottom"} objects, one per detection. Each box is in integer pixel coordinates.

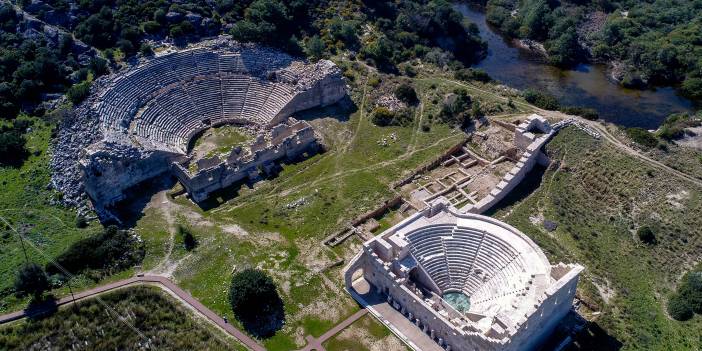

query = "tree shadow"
[
  {"left": 24, "top": 295, "right": 58, "bottom": 321},
  {"left": 239, "top": 302, "right": 286, "bottom": 339}
]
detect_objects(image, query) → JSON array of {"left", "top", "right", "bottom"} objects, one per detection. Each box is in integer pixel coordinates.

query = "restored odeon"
[{"left": 345, "top": 201, "right": 583, "bottom": 351}]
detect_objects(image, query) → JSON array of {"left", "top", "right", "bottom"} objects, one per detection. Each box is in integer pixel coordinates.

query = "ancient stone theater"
[
  {"left": 51, "top": 38, "right": 346, "bottom": 218},
  {"left": 344, "top": 201, "right": 583, "bottom": 351}
]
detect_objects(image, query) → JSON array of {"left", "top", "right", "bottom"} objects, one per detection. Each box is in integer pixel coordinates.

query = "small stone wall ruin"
[{"left": 172, "top": 119, "right": 318, "bottom": 202}]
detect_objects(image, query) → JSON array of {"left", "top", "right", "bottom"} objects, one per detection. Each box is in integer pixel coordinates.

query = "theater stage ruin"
[{"left": 51, "top": 38, "right": 346, "bottom": 219}]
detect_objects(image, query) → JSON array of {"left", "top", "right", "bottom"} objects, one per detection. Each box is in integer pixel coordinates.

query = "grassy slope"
[
  {"left": 0, "top": 117, "right": 119, "bottom": 312},
  {"left": 492, "top": 127, "right": 702, "bottom": 350},
  {"left": 0, "top": 285, "right": 245, "bottom": 350}
]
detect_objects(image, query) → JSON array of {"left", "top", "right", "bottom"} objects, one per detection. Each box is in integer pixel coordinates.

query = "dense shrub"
[
  {"left": 66, "top": 81, "right": 91, "bottom": 104},
  {"left": 47, "top": 225, "right": 143, "bottom": 276},
  {"left": 439, "top": 89, "right": 473, "bottom": 127},
  {"left": 0, "top": 120, "right": 30, "bottom": 167},
  {"left": 371, "top": 107, "right": 414, "bottom": 127},
  {"left": 75, "top": 215, "right": 88, "bottom": 229},
  {"left": 668, "top": 269, "right": 702, "bottom": 321},
  {"left": 657, "top": 113, "right": 701, "bottom": 141},
  {"left": 523, "top": 89, "right": 559, "bottom": 110},
  {"left": 454, "top": 68, "right": 492, "bottom": 83},
  {"left": 625, "top": 128, "right": 658, "bottom": 149},
  {"left": 177, "top": 225, "right": 197, "bottom": 251},
  {"left": 394, "top": 83, "right": 418, "bottom": 105},
  {"left": 680, "top": 272, "right": 702, "bottom": 313},
  {"left": 229, "top": 268, "right": 284, "bottom": 337},
  {"left": 636, "top": 226, "right": 657, "bottom": 245},
  {"left": 668, "top": 293, "right": 694, "bottom": 321},
  {"left": 14, "top": 263, "right": 49, "bottom": 299},
  {"left": 371, "top": 107, "right": 395, "bottom": 127},
  {"left": 560, "top": 106, "right": 599, "bottom": 121}
]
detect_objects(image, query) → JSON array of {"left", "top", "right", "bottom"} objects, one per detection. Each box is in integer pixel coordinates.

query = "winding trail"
[{"left": 578, "top": 119, "right": 702, "bottom": 188}]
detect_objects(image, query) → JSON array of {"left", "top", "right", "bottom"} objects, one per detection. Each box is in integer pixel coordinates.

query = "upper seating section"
[
  {"left": 93, "top": 44, "right": 315, "bottom": 153},
  {"left": 405, "top": 223, "right": 532, "bottom": 310}
]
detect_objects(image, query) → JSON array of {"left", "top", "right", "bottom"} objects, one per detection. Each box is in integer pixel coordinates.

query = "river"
[{"left": 456, "top": 4, "right": 695, "bottom": 129}]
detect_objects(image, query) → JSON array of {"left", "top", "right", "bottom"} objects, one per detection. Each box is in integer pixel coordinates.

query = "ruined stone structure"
[
  {"left": 52, "top": 38, "right": 346, "bottom": 217},
  {"left": 173, "top": 119, "right": 317, "bottom": 202},
  {"left": 345, "top": 201, "right": 582, "bottom": 351},
  {"left": 460, "top": 114, "right": 553, "bottom": 214}
]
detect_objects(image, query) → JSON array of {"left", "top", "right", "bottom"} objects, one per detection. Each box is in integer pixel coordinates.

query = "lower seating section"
[
  {"left": 96, "top": 49, "right": 303, "bottom": 152},
  {"left": 406, "top": 224, "right": 531, "bottom": 310}
]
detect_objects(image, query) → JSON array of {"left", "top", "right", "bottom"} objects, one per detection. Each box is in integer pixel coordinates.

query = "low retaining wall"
[{"left": 392, "top": 138, "right": 469, "bottom": 189}]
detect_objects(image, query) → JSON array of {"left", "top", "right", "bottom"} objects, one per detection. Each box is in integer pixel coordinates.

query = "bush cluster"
[
  {"left": 47, "top": 225, "right": 144, "bottom": 277},
  {"left": 0, "top": 119, "right": 31, "bottom": 167},
  {"left": 669, "top": 270, "right": 702, "bottom": 321},
  {"left": 625, "top": 128, "right": 658, "bottom": 149},
  {"left": 523, "top": 89, "right": 559, "bottom": 110},
  {"left": 657, "top": 113, "right": 701, "bottom": 141},
  {"left": 371, "top": 106, "right": 414, "bottom": 127},
  {"left": 439, "top": 89, "right": 475, "bottom": 128}
]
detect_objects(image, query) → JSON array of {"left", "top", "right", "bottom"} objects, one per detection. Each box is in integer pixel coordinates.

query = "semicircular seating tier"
[
  {"left": 92, "top": 45, "right": 343, "bottom": 154},
  {"left": 401, "top": 214, "right": 552, "bottom": 317}
]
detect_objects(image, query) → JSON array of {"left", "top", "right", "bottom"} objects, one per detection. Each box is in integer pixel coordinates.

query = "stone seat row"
[
  {"left": 407, "top": 224, "right": 528, "bottom": 302},
  {"left": 96, "top": 48, "right": 301, "bottom": 150}
]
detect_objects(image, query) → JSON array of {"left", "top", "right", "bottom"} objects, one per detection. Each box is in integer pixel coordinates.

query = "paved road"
[
  {"left": 0, "top": 275, "right": 265, "bottom": 351},
  {"left": 298, "top": 309, "right": 368, "bottom": 351}
]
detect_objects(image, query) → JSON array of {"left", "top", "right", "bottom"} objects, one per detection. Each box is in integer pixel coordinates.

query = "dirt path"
[
  {"left": 0, "top": 275, "right": 265, "bottom": 351},
  {"left": 147, "top": 192, "right": 179, "bottom": 276},
  {"left": 407, "top": 93, "right": 426, "bottom": 154},
  {"left": 579, "top": 119, "right": 702, "bottom": 188}
]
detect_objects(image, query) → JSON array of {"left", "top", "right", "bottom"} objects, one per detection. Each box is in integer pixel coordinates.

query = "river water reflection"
[{"left": 456, "top": 4, "right": 695, "bottom": 129}]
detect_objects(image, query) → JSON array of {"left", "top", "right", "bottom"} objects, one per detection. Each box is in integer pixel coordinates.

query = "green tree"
[
  {"left": 229, "top": 268, "right": 284, "bottom": 337},
  {"left": 395, "top": 83, "right": 418, "bottom": 105},
  {"left": 304, "top": 35, "right": 325, "bottom": 61},
  {"left": 0, "top": 122, "right": 29, "bottom": 167},
  {"left": 177, "top": 225, "right": 197, "bottom": 251},
  {"left": 14, "top": 263, "right": 50, "bottom": 300},
  {"left": 668, "top": 293, "right": 693, "bottom": 321},
  {"left": 371, "top": 107, "right": 395, "bottom": 127},
  {"left": 66, "top": 80, "right": 91, "bottom": 104},
  {"left": 680, "top": 272, "right": 702, "bottom": 313},
  {"left": 636, "top": 226, "right": 657, "bottom": 245}
]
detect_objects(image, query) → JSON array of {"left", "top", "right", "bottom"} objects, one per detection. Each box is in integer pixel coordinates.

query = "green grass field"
[
  {"left": 0, "top": 285, "right": 246, "bottom": 350},
  {"left": 0, "top": 117, "right": 119, "bottom": 313}
]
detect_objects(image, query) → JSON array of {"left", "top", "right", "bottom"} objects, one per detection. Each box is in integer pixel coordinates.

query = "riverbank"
[{"left": 456, "top": 4, "right": 695, "bottom": 129}]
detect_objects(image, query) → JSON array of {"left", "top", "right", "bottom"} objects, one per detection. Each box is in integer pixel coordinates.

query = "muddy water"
[{"left": 456, "top": 4, "right": 695, "bottom": 129}]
